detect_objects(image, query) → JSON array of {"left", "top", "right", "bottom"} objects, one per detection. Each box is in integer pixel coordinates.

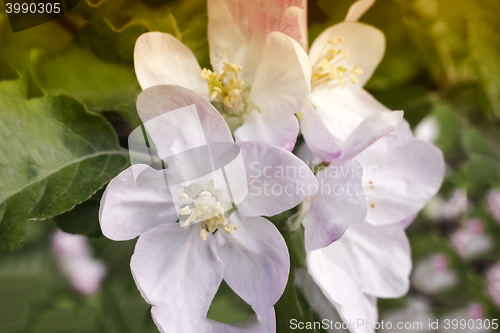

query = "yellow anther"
[
  {"left": 311, "top": 37, "right": 363, "bottom": 89},
  {"left": 353, "top": 66, "right": 363, "bottom": 75},
  {"left": 199, "top": 191, "right": 212, "bottom": 199},
  {"left": 371, "top": 203, "right": 375, "bottom": 208},
  {"left": 350, "top": 74, "right": 357, "bottom": 84},
  {"left": 330, "top": 37, "right": 344, "bottom": 44},
  {"left": 201, "top": 62, "right": 244, "bottom": 108},
  {"left": 208, "top": 218, "right": 218, "bottom": 233},
  {"left": 223, "top": 224, "right": 238, "bottom": 235},
  {"left": 217, "top": 216, "right": 228, "bottom": 227},
  {"left": 183, "top": 224, "right": 190, "bottom": 230},
  {"left": 200, "top": 229, "right": 208, "bottom": 241},
  {"left": 179, "top": 193, "right": 189, "bottom": 201},
  {"left": 179, "top": 205, "right": 191, "bottom": 215}
]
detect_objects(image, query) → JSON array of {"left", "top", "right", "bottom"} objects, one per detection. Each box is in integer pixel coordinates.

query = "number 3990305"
[{"left": 5, "top": 2, "right": 61, "bottom": 14}]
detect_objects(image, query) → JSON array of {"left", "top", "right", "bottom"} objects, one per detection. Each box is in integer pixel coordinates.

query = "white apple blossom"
[
  {"left": 51, "top": 230, "right": 106, "bottom": 296},
  {"left": 296, "top": 0, "right": 444, "bottom": 249},
  {"left": 306, "top": 221, "right": 411, "bottom": 333},
  {"left": 134, "top": 0, "right": 310, "bottom": 150},
  {"left": 99, "top": 85, "right": 317, "bottom": 332}
]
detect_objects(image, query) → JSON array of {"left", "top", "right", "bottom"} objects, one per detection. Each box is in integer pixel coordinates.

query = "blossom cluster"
[{"left": 98, "top": 0, "right": 445, "bottom": 332}]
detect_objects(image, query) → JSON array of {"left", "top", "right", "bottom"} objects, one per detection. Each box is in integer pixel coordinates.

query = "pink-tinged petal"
[
  {"left": 250, "top": 32, "right": 311, "bottom": 116},
  {"left": 357, "top": 135, "right": 445, "bottom": 226},
  {"left": 309, "top": 22, "right": 385, "bottom": 87},
  {"left": 136, "top": 85, "right": 233, "bottom": 158},
  {"left": 401, "top": 213, "right": 418, "bottom": 229},
  {"left": 300, "top": 103, "right": 342, "bottom": 162},
  {"left": 340, "top": 111, "right": 403, "bottom": 161},
  {"left": 208, "top": 0, "right": 307, "bottom": 85},
  {"left": 235, "top": 110, "right": 299, "bottom": 150},
  {"left": 310, "top": 87, "right": 389, "bottom": 141},
  {"left": 345, "top": 0, "right": 376, "bottom": 22},
  {"left": 215, "top": 213, "right": 289, "bottom": 310},
  {"left": 307, "top": 250, "right": 378, "bottom": 333},
  {"left": 323, "top": 222, "right": 411, "bottom": 298},
  {"left": 131, "top": 224, "right": 224, "bottom": 319},
  {"left": 134, "top": 32, "right": 207, "bottom": 96},
  {"left": 303, "top": 159, "right": 367, "bottom": 252},
  {"left": 99, "top": 165, "right": 176, "bottom": 241},
  {"left": 487, "top": 190, "right": 500, "bottom": 224},
  {"left": 236, "top": 141, "right": 318, "bottom": 217}
]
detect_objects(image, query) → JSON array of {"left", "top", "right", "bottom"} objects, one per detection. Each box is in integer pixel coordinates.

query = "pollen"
[
  {"left": 223, "top": 224, "right": 238, "bottom": 235},
  {"left": 201, "top": 62, "right": 244, "bottom": 108},
  {"left": 200, "top": 229, "right": 208, "bottom": 241},
  {"left": 371, "top": 203, "right": 375, "bottom": 208},
  {"left": 311, "top": 37, "right": 363, "bottom": 90}
]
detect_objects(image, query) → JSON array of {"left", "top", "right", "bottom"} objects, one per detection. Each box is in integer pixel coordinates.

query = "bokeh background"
[{"left": 1, "top": 0, "right": 500, "bottom": 332}]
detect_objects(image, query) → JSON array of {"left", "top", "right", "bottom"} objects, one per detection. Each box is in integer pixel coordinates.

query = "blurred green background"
[{"left": 1, "top": 0, "right": 500, "bottom": 331}]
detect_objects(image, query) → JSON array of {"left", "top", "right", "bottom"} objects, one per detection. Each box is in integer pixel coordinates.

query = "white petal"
[
  {"left": 215, "top": 213, "right": 289, "bottom": 310},
  {"left": 340, "top": 111, "right": 403, "bottom": 161},
  {"left": 310, "top": 87, "right": 389, "bottom": 141},
  {"left": 208, "top": 0, "right": 308, "bottom": 85},
  {"left": 322, "top": 222, "right": 411, "bottom": 298},
  {"left": 136, "top": 85, "right": 233, "bottom": 159},
  {"left": 357, "top": 135, "right": 445, "bottom": 226},
  {"left": 303, "top": 159, "right": 367, "bottom": 252},
  {"left": 134, "top": 32, "right": 207, "bottom": 96},
  {"left": 300, "top": 103, "right": 342, "bottom": 162},
  {"left": 131, "top": 224, "right": 224, "bottom": 314},
  {"left": 99, "top": 165, "right": 176, "bottom": 241},
  {"left": 345, "top": 0, "right": 376, "bottom": 22},
  {"left": 308, "top": 250, "right": 378, "bottom": 333},
  {"left": 250, "top": 32, "right": 311, "bottom": 116},
  {"left": 309, "top": 22, "right": 385, "bottom": 87},
  {"left": 236, "top": 141, "right": 318, "bottom": 217},
  {"left": 235, "top": 110, "right": 299, "bottom": 150}
]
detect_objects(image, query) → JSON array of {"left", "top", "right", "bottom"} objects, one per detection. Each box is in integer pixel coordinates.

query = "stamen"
[
  {"left": 310, "top": 37, "right": 363, "bottom": 90},
  {"left": 179, "top": 206, "right": 191, "bottom": 215},
  {"left": 200, "top": 229, "right": 208, "bottom": 241},
  {"left": 179, "top": 193, "right": 189, "bottom": 201},
  {"left": 223, "top": 224, "right": 238, "bottom": 235},
  {"left": 201, "top": 62, "right": 244, "bottom": 108}
]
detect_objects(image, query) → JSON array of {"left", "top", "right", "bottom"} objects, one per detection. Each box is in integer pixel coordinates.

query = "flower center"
[
  {"left": 201, "top": 62, "right": 245, "bottom": 108},
  {"left": 178, "top": 190, "right": 238, "bottom": 240},
  {"left": 311, "top": 37, "right": 363, "bottom": 89}
]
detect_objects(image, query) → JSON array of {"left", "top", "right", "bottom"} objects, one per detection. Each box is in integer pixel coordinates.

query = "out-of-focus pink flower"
[
  {"left": 425, "top": 189, "right": 467, "bottom": 222},
  {"left": 412, "top": 254, "right": 457, "bottom": 294},
  {"left": 438, "top": 303, "right": 489, "bottom": 333},
  {"left": 450, "top": 218, "right": 492, "bottom": 260},
  {"left": 487, "top": 262, "right": 500, "bottom": 308},
  {"left": 487, "top": 190, "right": 500, "bottom": 223},
  {"left": 51, "top": 230, "right": 106, "bottom": 296}
]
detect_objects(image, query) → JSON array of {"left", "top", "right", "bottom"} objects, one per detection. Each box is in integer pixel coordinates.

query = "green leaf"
[
  {"left": 0, "top": 78, "right": 129, "bottom": 251},
  {"left": 31, "top": 44, "right": 141, "bottom": 125},
  {"left": 53, "top": 190, "right": 103, "bottom": 237}
]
